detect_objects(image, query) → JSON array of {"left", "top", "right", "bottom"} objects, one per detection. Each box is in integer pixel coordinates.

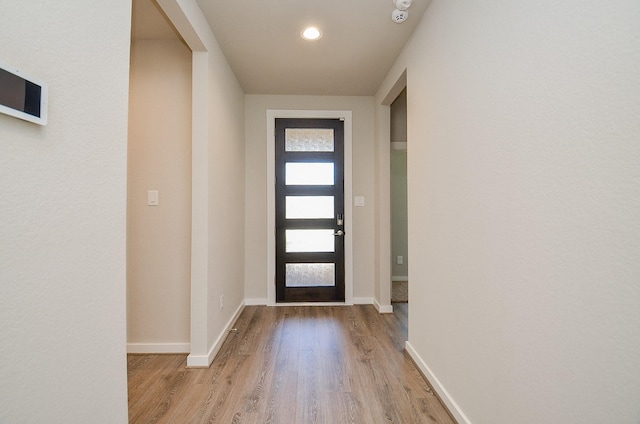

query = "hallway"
[{"left": 128, "top": 305, "right": 454, "bottom": 423}]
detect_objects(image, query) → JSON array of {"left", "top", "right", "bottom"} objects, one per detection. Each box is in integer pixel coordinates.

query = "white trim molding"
[
  {"left": 405, "top": 341, "right": 472, "bottom": 424},
  {"left": 186, "top": 301, "right": 245, "bottom": 368},
  {"left": 373, "top": 298, "right": 394, "bottom": 313},
  {"left": 266, "top": 109, "right": 354, "bottom": 306}
]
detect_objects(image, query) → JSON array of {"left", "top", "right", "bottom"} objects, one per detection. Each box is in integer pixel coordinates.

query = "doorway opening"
[
  {"left": 127, "top": 0, "right": 192, "bottom": 354},
  {"left": 390, "top": 89, "right": 408, "bottom": 306}
]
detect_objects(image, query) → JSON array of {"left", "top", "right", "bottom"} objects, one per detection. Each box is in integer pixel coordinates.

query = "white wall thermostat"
[{"left": 0, "top": 62, "right": 48, "bottom": 125}]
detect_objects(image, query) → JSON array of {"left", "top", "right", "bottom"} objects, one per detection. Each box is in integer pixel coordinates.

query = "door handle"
[{"left": 333, "top": 229, "right": 345, "bottom": 236}]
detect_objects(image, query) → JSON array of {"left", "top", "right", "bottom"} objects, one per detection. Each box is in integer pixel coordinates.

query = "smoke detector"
[
  {"left": 391, "top": 0, "right": 411, "bottom": 23},
  {"left": 392, "top": 9, "right": 409, "bottom": 23},
  {"left": 393, "top": 0, "right": 412, "bottom": 10}
]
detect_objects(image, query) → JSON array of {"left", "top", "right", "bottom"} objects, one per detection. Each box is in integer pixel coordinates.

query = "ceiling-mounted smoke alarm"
[
  {"left": 393, "top": 0, "right": 412, "bottom": 11},
  {"left": 391, "top": 0, "right": 411, "bottom": 23},
  {"left": 392, "top": 9, "right": 409, "bottom": 23}
]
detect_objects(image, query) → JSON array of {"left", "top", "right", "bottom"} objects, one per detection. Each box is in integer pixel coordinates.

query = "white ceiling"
[{"left": 132, "top": 0, "right": 430, "bottom": 96}]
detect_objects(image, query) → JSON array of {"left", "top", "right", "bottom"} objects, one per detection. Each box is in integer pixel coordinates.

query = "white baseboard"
[
  {"left": 127, "top": 342, "right": 190, "bottom": 354},
  {"left": 392, "top": 276, "right": 409, "bottom": 282},
  {"left": 243, "top": 296, "right": 393, "bottom": 314},
  {"left": 353, "top": 297, "right": 393, "bottom": 314},
  {"left": 405, "top": 341, "right": 471, "bottom": 424},
  {"left": 373, "top": 297, "right": 394, "bottom": 313},
  {"left": 244, "top": 297, "right": 268, "bottom": 305},
  {"left": 186, "top": 301, "right": 245, "bottom": 368}
]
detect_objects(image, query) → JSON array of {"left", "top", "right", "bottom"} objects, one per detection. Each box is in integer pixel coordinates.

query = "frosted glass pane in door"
[
  {"left": 285, "top": 163, "right": 334, "bottom": 185},
  {"left": 286, "top": 196, "right": 334, "bottom": 219},
  {"left": 285, "top": 128, "right": 334, "bottom": 152},
  {"left": 286, "top": 263, "right": 335, "bottom": 287},
  {"left": 286, "top": 229, "right": 335, "bottom": 252}
]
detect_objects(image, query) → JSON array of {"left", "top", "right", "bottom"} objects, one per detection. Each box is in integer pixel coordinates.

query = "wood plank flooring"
[{"left": 128, "top": 305, "right": 455, "bottom": 424}]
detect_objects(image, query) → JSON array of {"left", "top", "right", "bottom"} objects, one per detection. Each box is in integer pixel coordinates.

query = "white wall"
[
  {"left": 244, "top": 95, "right": 376, "bottom": 304},
  {"left": 204, "top": 44, "right": 245, "bottom": 358},
  {"left": 0, "top": 1, "right": 131, "bottom": 423},
  {"left": 377, "top": 1, "right": 640, "bottom": 423},
  {"left": 156, "top": 0, "right": 246, "bottom": 366},
  {"left": 127, "top": 39, "right": 192, "bottom": 352}
]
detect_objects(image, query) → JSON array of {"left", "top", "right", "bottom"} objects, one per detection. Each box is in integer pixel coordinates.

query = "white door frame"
[{"left": 266, "top": 110, "right": 353, "bottom": 306}]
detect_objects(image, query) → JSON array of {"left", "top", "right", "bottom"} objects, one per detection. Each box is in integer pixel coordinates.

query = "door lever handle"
[{"left": 333, "top": 229, "right": 345, "bottom": 236}]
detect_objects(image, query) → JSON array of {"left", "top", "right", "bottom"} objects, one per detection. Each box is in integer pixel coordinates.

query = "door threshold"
[{"left": 272, "top": 302, "right": 349, "bottom": 307}]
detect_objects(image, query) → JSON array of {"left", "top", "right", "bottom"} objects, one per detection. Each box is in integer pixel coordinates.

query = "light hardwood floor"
[{"left": 128, "top": 304, "right": 455, "bottom": 424}]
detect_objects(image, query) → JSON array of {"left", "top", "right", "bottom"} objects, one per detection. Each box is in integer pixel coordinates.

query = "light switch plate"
[
  {"left": 148, "top": 190, "right": 159, "bottom": 206},
  {"left": 354, "top": 196, "right": 365, "bottom": 207}
]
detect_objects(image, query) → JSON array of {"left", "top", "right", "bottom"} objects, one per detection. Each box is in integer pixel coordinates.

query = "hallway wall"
[
  {"left": 155, "top": 0, "right": 247, "bottom": 365},
  {"left": 378, "top": 1, "right": 640, "bottom": 423},
  {"left": 0, "top": 1, "right": 131, "bottom": 422}
]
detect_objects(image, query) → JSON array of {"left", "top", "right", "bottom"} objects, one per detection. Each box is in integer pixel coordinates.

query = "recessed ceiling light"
[{"left": 301, "top": 26, "right": 322, "bottom": 41}]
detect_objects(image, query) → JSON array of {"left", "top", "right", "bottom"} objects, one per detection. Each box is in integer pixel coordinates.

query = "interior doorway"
[
  {"left": 390, "top": 89, "right": 408, "bottom": 305},
  {"left": 127, "top": 0, "right": 192, "bottom": 354}
]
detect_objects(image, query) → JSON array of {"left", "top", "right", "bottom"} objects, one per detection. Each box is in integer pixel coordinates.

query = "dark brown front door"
[{"left": 275, "top": 118, "right": 345, "bottom": 302}]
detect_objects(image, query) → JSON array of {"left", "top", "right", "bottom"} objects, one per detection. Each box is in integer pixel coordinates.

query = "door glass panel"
[
  {"left": 286, "top": 196, "right": 334, "bottom": 219},
  {"left": 285, "top": 162, "right": 334, "bottom": 185},
  {"left": 286, "top": 263, "right": 335, "bottom": 287},
  {"left": 286, "top": 229, "right": 335, "bottom": 252},
  {"left": 285, "top": 128, "right": 334, "bottom": 152}
]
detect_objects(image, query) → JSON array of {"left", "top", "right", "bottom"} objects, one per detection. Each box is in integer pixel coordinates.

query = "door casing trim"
[{"left": 266, "top": 110, "right": 353, "bottom": 306}]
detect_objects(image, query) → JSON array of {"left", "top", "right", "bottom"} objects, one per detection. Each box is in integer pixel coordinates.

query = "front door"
[{"left": 275, "top": 118, "right": 345, "bottom": 302}]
